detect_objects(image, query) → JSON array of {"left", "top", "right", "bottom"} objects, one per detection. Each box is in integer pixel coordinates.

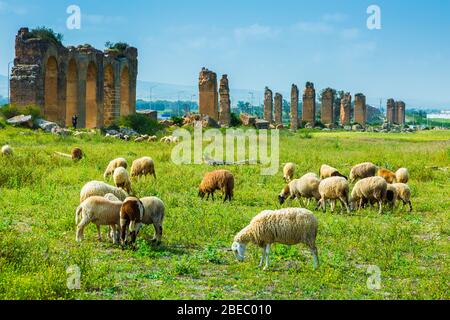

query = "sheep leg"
[
  {"left": 263, "top": 245, "right": 271, "bottom": 271},
  {"left": 320, "top": 198, "right": 326, "bottom": 213},
  {"left": 258, "top": 247, "right": 266, "bottom": 268},
  {"left": 330, "top": 200, "right": 336, "bottom": 213},
  {"left": 96, "top": 225, "right": 102, "bottom": 241},
  {"left": 76, "top": 217, "right": 90, "bottom": 242},
  {"left": 151, "top": 223, "right": 163, "bottom": 243},
  {"left": 340, "top": 197, "right": 350, "bottom": 214},
  {"left": 378, "top": 200, "right": 383, "bottom": 214},
  {"left": 310, "top": 245, "right": 319, "bottom": 270},
  {"left": 211, "top": 192, "right": 215, "bottom": 201},
  {"left": 408, "top": 201, "right": 413, "bottom": 212}
]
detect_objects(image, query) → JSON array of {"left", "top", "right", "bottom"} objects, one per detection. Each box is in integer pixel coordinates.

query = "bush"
[
  {"left": 114, "top": 114, "right": 164, "bottom": 135},
  {"left": 230, "top": 113, "right": 242, "bottom": 127},
  {"left": 170, "top": 116, "right": 184, "bottom": 127},
  {"left": 0, "top": 105, "right": 20, "bottom": 120},
  {"left": 24, "top": 27, "right": 63, "bottom": 45}
]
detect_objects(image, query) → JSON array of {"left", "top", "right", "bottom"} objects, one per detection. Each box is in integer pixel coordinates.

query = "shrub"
[
  {"left": 230, "top": 113, "right": 242, "bottom": 127},
  {"left": 24, "top": 27, "right": 63, "bottom": 45},
  {"left": 0, "top": 105, "right": 20, "bottom": 120},
  {"left": 114, "top": 114, "right": 164, "bottom": 135},
  {"left": 105, "top": 42, "right": 130, "bottom": 57},
  {"left": 170, "top": 116, "right": 184, "bottom": 127}
]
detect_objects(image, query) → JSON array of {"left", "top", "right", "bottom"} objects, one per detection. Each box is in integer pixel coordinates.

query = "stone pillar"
[
  {"left": 274, "top": 93, "right": 283, "bottom": 125},
  {"left": 396, "top": 101, "right": 406, "bottom": 125},
  {"left": 340, "top": 92, "right": 351, "bottom": 126},
  {"left": 219, "top": 74, "right": 231, "bottom": 127},
  {"left": 321, "top": 88, "right": 334, "bottom": 125},
  {"left": 386, "top": 98, "right": 395, "bottom": 124},
  {"left": 264, "top": 87, "right": 273, "bottom": 123},
  {"left": 354, "top": 93, "right": 367, "bottom": 128},
  {"left": 290, "top": 84, "right": 299, "bottom": 130},
  {"left": 302, "top": 82, "right": 316, "bottom": 127},
  {"left": 198, "top": 67, "right": 219, "bottom": 121}
]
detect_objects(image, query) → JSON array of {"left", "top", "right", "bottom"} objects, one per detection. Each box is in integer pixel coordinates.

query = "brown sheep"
[
  {"left": 71, "top": 148, "right": 83, "bottom": 161},
  {"left": 198, "top": 170, "right": 235, "bottom": 202},
  {"left": 120, "top": 197, "right": 145, "bottom": 246},
  {"left": 377, "top": 168, "right": 397, "bottom": 184},
  {"left": 319, "top": 164, "right": 348, "bottom": 180},
  {"left": 130, "top": 157, "right": 156, "bottom": 179}
]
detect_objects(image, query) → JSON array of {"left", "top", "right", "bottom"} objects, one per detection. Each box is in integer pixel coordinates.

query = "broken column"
[
  {"left": 198, "top": 67, "right": 219, "bottom": 121},
  {"left": 274, "top": 93, "right": 283, "bottom": 126},
  {"left": 264, "top": 87, "right": 273, "bottom": 123},
  {"left": 340, "top": 92, "right": 352, "bottom": 126},
  {"left": 354, "top": 93, "right": 367, "bottom": 128},
  {"left": 302, "top": 82, "right": 316, "bottom": 127},
  {"left": 386, "top": 98, "right": 396, "bottom": 124},
  {"left": 290, "top": 84, "right": 299, "bottom": 130},
  {"left": 321, "top": 88, "right": 334, "bottom": 125},
  {"left": 396, "top": 101, "right": 406, "bottom": 125},
  {"left": 219, "top": 74, "right": 231, "bottom": 127}
]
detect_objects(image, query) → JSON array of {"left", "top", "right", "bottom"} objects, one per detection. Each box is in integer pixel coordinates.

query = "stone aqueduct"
[{"left": 10, "top": 28, "right": 138, "bottom": 128}]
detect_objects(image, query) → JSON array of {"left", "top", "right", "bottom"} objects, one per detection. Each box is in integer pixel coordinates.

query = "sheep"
[
  {"left": 395, "top": 168, "right": 409, "bottom": 184},
  {"left": 80, "top": 180, "right": 128, "bottom": 203},
  {"left": 1, "top": 145, "right": 12, "bottom": 156},
  {"left": 120, "top": 197, "right": 145, "bottom": 246},
  {"left": 232, "top": 208, "right": 319, "bottom": 270},
  {"left": 350, "top": 176, "right": 387, "bottom": 214},
  {"left": 377, "top": 168, "right": 397, "bottom": 184},
  {"left": 278, "top": 173, "right": 321, "bottom": 207},
  {"left": 384, "top": 184, "right": 399, "bottom": 208},
  {"left": 392, "top": 183, "right": 413, "bottom": 212},
  {"left": 75, "top": 196, "right": 122, "bottom": 243},
  {"left": 113, "top": 167, "right": 132, "bottom": 194},
  {"left": 130, "top": 157, "right": 156, "bottom": 179},
  {"left": 54, "top": 147, "right": 83, "bottom": 161},
  {"left": 283, "top": 163, "right": 296, "bottom": 182},
  {"left": 104, "top": 193, "right": 121, "bottom": 202},
  {"left": 134, "top": 137, "right": 145, "bottom": 143},
  {"left": 104, "top": 158, "right": 128, "bottom": 179},
  {"left": 160, "top": 136, "right": 179, "bottom": 143},
  {"left": 319, "top": 164, "right": 347, "bottom": 180},
  {"left": 349, "top": 162, "right": 378, "bottom": 183},
  {"left": 318, "top": 177, "right": 350, "bottom": 213},
  {"left": 148, "top": 136, "right": 157, "bottom": 142},
  {"left": 140, "top": 196, "right": 165, "bottom": 243},
  {"left": 198, "top": 169, "right": 234, "bottom": 202}
]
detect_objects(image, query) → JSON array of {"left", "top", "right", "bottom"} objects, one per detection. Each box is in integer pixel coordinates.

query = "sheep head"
[{"left": 231, "top": 242, "right": 246, "bottom": 262}]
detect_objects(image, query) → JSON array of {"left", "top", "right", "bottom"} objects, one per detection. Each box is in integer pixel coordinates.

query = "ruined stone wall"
[
  {"left": 264, "top": 87, "right": 273, "bottom": 123},
  {"left": 386, "top": 98, "right": 396, "bottom": 124},
  {"left": 396, "top": 101, "right": 406, "bottom": 125},
  {"left": 290, "top": 84, "right": 299, "bottom": 130},
  {"left": 302, "top": 82, "right": 316, "bottom": 126},
  {"left": 340, "top": 92, "right": 352, "bottom": 125},
  {"left": 321, "top": 88, "right": 334, "bottom": 124},
  {"left": 354, "top": 93, "right": 367, "bottom": 128},
  {"left": 219, "top": 74, "right": 231, "bottom": 127},
  {"left": 198, "top": 67, "right": 218, "bottom": 121},
  {"left": 274, "top": 93, "right": 283, "bottom": 125},
  {"left": 10, "top": 28, "right": 138, "bottom": 128}
]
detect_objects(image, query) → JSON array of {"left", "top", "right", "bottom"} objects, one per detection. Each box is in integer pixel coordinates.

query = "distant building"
[{"left": 427, "top": 111, "right": 450, "bottom": 119}]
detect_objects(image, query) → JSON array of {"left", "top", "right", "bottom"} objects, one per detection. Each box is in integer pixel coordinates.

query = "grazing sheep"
[
  {"left": 395, "top": 168, "right": 410, "bottom": 184},
  {"left": 148, "top": 136, "right": 157, "bottom": 142},
  {"left": 349, "top": 162, "right": 378, "bottom": 183},
  {"left": 318, "top": 177, "right": 350, "bottom": 213},
  {"left": 392, "top": 183, "right": 413, "bottom": 212},
  {"left": 54, "top": 147, "right": 83, "bottom": 161},
  {"left": 198, "top": 169, "right": 235, "bottom": 202},
  {"left": 104, "top": 158, "right": 128, "bottom": 179},
  {"left": 232, "top": 208, "right": 319, "bottom": 270},
  {"left": 377, "top": 168, "right": 397, "bottom": 184},
  {"left": 134, "top": 137, "right": 145, "bottom": 143},
  {"left": 140, "top": 196, "right": 166, "bottom": 243},
  {"left": 104, "top": 193, "right": 121, "bottom": 202},
  {"left": 75, "top": 196, "right": 122, "bottom": 243},
  {"left": 350, "top": 176, "right": 387, "bottom": 214},
  {"left": 113, "top": 167, "right": 132, "bottom": 194},
  {"left": 384, "top": 184, "right": 399, "bottom": 208},
  {"left": 278, "top": 173, "right": 321, "bottom": 206},
  {"left": 120, "top": 197, "right": 145, "bottom": 246},
  {"left": 130, "top": 157, "right": 156, "bottom": 179},
  {"left": 319, "top": 164, "right": 347, "bottom": 180},
  {"left": 283, "top": 163, "right": 296, "bottom": 182},
  {"left": 1, "top": 145, "right": 12, "bottom": 156},
  {"left": 80, "top": 180, "right": 128, "bottom": 203},
  {"left": 160, "top": 136, "right": 179, "bottom": 143}
]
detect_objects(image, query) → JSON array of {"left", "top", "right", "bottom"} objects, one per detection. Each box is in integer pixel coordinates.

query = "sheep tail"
[{"left": 75, "top": 205, "right": 83, "bottom": 225}]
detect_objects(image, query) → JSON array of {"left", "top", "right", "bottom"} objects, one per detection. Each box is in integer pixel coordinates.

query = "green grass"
[{"left": 0, "top": 127, "right": 449, "bottom": 300}]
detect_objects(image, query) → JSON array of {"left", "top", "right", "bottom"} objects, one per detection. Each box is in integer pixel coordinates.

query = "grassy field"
[{"left": 0, "top": 127, "right": 449, "bottom": 300}]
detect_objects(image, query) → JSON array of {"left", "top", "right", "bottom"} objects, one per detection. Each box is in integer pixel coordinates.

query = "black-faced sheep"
[
  {"left": 319, "top": 164, "right": 347, "bottom": 180},
  {"left": 80, "top": 181, "right": 128, "bottom": 203},
  {"left": 349, "top": 162, "right": 378, "bottom": 183},
  {"left": 140, "top": 196, "right": 165, "bottom": 243},
  {"left": 198, "top": 169, "right": 235, "bottom": 202},
  {"left": 104, "top": 158, "right": 128, "bottom": 179},
  {"left": 318, "top": 177, "right": 350, "bottom": 213},
  {"left": 113, "top": 167, "right": 132, "bottom": 194},
  {"left": 395, "top": 168, "right": 409, "bottom": 184},
  {"left": 392, "top": 183, "right": 413, "bottom": 212},
  {"left": 377, "top": 168, "right": 397, "bottom": 184},
  {"left": 278, "top": 173, "right": 321, "bottom": 206},
  {"left": 350, "top": 176, "right": 387, "bottom": 214},
  {"left": 232, "top": 208, "right": 319, "bottom": 270},
  {"left": 283, "top": 163, "right": 296, "bottom": 182},
  {"left": 120, "top": 197, "right": 145, "bottom": 246},
  {"left": 130, "top": 157, "right": 156, "bottom": 179}
]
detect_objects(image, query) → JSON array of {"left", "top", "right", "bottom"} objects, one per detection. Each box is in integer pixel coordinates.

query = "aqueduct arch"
[
  {"left": 44, "top": 56, "right": 59, "bottom": 122},
  {"left": 103, "top": 64, "right": 116, "bottom": 126},
  {"left": 85, "top": 62, "right": 98, "bottom": 128},
  {"left": 66, "top": 59, "right": 78, "bottom": 126}
]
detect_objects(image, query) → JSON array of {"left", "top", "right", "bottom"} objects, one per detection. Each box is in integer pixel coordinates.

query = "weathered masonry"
[
  {"left": 10, "top": 28, "right": 138, "bottom": 128},
  {"left": 199, "top": 67, "right": 219, "bottom": 121}
]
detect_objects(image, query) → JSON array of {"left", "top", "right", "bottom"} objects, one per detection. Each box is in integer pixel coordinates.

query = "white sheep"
[
  {"left": 350, "top": 176, "right": 387, "bottom": 214},
  {"left": 130, "top": 157, "right": 156, "bottom": 179},
  {"left": 1, "top": 145, "right": 12, "bottom": 156},
  {"left": 318, "top": 177, "right": 350, "bottom": 213},
  {"left": 319, "top": 164, "right": 347, "bottom": 180},
  {"left": 148, "top": 136, "right": 157, "bottom": 142},
  {"left": 278, "top": 173, "right": 321, "bottom": 207},
  {"left": 232, "top": 208, "right": 319, "bottom": 270},
  {"left": 75, "top": 196, "right": 122, "bottom": 243},
  {"left": 80, "top": 180, "right": 128, "bottom": 203},
  {"left": 395, "top": 168, "right": 409, "bottom": 184},
  {"left": 140, "top": 196, "right": 166, "bottom": 243},
  {"left": 283, "top": 163, "right": 296, "bottom": 182},
  {"left": 104, "top": 158, "right": 128, "bottom": 179},
  {"left": 349, "top": 162, "right": 378, "bottom": 183},
  {"left": 113, "top": 167, "right": 132, "bottom": 194},
  {"left": 392, "top": 183, "right": 413, "bottom": 212}
]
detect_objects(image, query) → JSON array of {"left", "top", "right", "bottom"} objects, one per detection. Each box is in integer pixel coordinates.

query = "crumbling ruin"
[
  {"left": 386, "top": 98, "right": 396, "bottom": 124},
  {"left": 340, "top": 92, "right": 352, "bottom": 125},
  {"left": 274, "top": 93, "right": 283, "bottom": 126},
  {"left": 321, "top": 88, "right": 334, "bottom": 125},
  {"left": 219, "top": 74, "right": 231, "bottom": 127},
  {"left": 10, "top": 28, "right": 138, "bottom": 128},
  {"left": 264, "top": 87, "right": 273, "bottom": 123},
  {"left": 354, "top": 93, "right": 367, "bottom": 128},
  {"left": 199, "top": 68, "right": 219, "bottom": 122},
  {"left": 396, "top": 101, "right": 406, "bottom": 125},
  {"left": 290, "top": 84, "right": 299, "bottom": 130},
  {"left": 302, "top": 82, "right": 316, "bottom": 127}
]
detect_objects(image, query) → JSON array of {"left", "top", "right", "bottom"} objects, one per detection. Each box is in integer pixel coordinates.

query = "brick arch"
[
  {"left": 120, "top": 65, "right": 130, "bottom": 116},
  {"left": 103, "top": 64, "right": 116, "bottom": 125},
  {"left": 85, "top": 62, "right": 98, "bottom": 128},
  {"left": 66, "top": 59, "right": 78, "bottom": 127},
  {"left": 44, "top": 56, "right": 59, "bottom": 122}
]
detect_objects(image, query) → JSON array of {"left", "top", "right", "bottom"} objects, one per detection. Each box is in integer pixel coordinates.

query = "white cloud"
[
  {"left": 83, "top": 14, "right": 126, "bottom": 25},
  {"left": 291, "top": 21, "right": 333, "bottom": 34},
  {"left": 322, "top": 13, "right": 347, "bottom": 23},
  {"left": 234, "top": 24, "right": 280, "bottom": 42}
]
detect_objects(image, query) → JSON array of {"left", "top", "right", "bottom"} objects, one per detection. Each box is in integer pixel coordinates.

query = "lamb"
[
  {"left": 377, "top": 168, "right": 397, "bottom": 184},
  {"left": 283, "top": 163, "right": 296, "bottom": 182},
  {"left": 395, "top": 168, "right": 409, "bottom": 184},
  {"left": 80, "top": 180, "right": 128, "bottom": 203},
  {"left": 75, "top": 196, "right": 122, "bottom": 243},
  {"left": 318, "top": 177, "right": 350, "bottom": 213},
  {"left": 140, "top": 196, "right": 166, "bottom": 243},
  {"left": 278, "top": 173, "right": 321, "bottom": 206},
  {"left": 349, "top": 162, "right": 378, "bottom": 183},
  {"left": 1, "top": 145, "right": 12, "bottom": 156},
  {"left": 113, "top": 167, "right": 132, "bottom": 194},
  {"left": 392, "top": 183, "right": 413, "bottom": 212},
  {"left": 130, "top": 157, "right": 156, "bottom": 179},
  {"left": 232, "top": 208, "right": 319, "bottom": 270},
  {"left": 319, "top": 164, "right": 347, "bottom": 180},
  {"left": 198, "top": 169, "right": 235, "bottom": 202},
  {"left": 350, "top": 176, "right": 387, "bottom": 214},
  {"left": 120, "top": 197, "right": 145, "bottom": 246},
  {"left": 104, "top": 158, "right": 128, "bottom": 179}
]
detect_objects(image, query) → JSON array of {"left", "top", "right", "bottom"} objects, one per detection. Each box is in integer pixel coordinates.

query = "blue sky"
[{"left": 0, "top": 0, "right": 449, "bottom": 108}]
